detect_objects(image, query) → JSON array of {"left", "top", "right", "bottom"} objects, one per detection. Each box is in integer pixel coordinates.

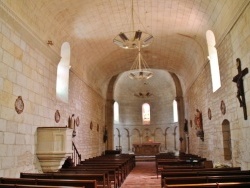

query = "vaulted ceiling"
[{"left": 2, "top": 0, "right": 249, "bottom": 97}]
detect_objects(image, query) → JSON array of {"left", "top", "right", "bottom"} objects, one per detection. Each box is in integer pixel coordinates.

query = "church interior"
[{"left": 0, "top": 0, "right": 250, "bottom": 187}]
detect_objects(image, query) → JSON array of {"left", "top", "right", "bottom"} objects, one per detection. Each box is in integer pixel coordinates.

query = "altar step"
[{"left": 135, "top": 155, "right": 156, "bottom": 162}]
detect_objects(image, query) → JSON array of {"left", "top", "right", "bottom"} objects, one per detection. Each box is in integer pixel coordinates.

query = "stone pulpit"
[
  {"left": 133, "top": 142, "right": 160, "bottom": 156},
  {"left": 36, "top": 127, "right": 73, "bottom": 172}
]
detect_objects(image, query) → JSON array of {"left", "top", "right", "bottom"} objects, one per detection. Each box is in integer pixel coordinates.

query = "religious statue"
[
  {"left": 68, "top": 114, "right": 76, "bottom": 137},
  {"left": 194, "top": 109, "right": 202, "bottom": 130},
  {"left": 184, "top": 119, "right": 188, "bottom": 133},
  {"left": 103, "top": 127, "right": 108, "bottom": 143},
  {"left": 194, "top": 109, "right": 204, "bottom": 141},
  {"left": 232, "top": 58, "right": 248, "bottom": 120}
]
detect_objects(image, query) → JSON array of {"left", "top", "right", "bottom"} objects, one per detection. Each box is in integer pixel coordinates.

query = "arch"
[
  {"left": 114, "top": 128, "right": 121, "bottom": 150},
  {"left": 206, "top": 30, "right": 221, "bottom": 92},
  {"left": 222, "top": 119, "right": 232, "bottom": 160},
  {"left": 124, "top": 128, "right": 130, "bottom": 152},
  {"left": 56, "top": 42, "right": 71, "bottom": 103},
  {"left": 131, "top": 128, "right": 141, "bottom": 145},
  {"left": 164, "top": 127, "right": 170, "bottom": 150}
]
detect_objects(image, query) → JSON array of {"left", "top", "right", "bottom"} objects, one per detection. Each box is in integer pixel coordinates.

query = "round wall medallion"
[
  {"left": 208, "top": 108, "right": 212, "bottom": 120},
  {"left": 220, "top": 100, "right": 226, "bottom": 115},
  {"left": 75, "top": 116, "right": 80, "bottom": 126},
  {"left": 15, "top": 96, "right": 24, "bottom": 114},
  {"left": 55, "top": 110, "right": 60, "bottom": 123}
]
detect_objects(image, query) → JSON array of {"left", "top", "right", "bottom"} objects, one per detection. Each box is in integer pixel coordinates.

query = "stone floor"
[{"left": 121, "top": 161, "right": 161, "bottom": 188}]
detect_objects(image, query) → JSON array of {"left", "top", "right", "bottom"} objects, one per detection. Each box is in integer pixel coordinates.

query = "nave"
[{"left": 121, "top": 161, "right": 160, "bottom": 188}]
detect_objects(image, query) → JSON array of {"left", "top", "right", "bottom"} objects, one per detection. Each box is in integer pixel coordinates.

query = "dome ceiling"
[{"left": 1, "top": 0, "right": 249, "bottom": 96}]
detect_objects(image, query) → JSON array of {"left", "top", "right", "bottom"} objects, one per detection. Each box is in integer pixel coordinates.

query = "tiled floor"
[{"left": 121, "top": 161, "right": 161, "bottom": 188}]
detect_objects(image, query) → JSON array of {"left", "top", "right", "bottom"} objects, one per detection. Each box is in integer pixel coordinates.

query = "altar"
[{"left": 133, "top": 142, "right": 161, "bottom": 156}]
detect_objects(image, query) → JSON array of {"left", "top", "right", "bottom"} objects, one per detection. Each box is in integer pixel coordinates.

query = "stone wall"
[
  {"left": 0, "top": 11, "right": 105, "bottom": 177},
  {"left": 185, "top": 5, "right": 250, "bottom": 169}
]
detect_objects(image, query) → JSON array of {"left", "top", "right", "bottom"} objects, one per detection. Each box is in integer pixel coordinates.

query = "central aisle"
[{"left": 121, "top": 161, "right": 161, "bottom": 188}]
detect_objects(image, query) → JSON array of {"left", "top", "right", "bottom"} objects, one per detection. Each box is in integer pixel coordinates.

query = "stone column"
[{"left": 105, "top": 99, "right": 115, "bottom": 150}]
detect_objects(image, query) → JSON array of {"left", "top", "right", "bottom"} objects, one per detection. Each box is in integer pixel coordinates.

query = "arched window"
[
  {"left": 173, "top": 100, "right": 178, "bottom": 122},
  {"left": 114, "top": 101, "right": 119, "bottom": 122},
  {"left": 206, "top": 30, "right": 221, "bottom": 92},
  {"left": 142, "top": 103, "right": 150, "bottom": 125},
  {"left": 56, "top": 42, "right": 71, "bottom": 103}
]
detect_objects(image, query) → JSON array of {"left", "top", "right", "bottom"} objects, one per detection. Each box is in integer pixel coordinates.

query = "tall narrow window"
[
  {"left": 173, "top": 100, "right": 178, "bottom": 122},
  {"left": 56, "top": 42, "right": 71, "bottom": 103},
  {"left": 142, "top": 103, "right": 150, "bottom": 125},
  {"left": 206, "top": 30, "right": 221, "bottom": 92},
  {"left": 114, "top": 101, "right": 119, "bottom": 122}
]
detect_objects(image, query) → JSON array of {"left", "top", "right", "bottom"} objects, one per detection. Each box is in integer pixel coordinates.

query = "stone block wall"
[
  {"left": 185, "top": 5, "right": 250, "bottom": 169},
  {"left": 0, "top": 10, "right": 105, "bottom": 177}
]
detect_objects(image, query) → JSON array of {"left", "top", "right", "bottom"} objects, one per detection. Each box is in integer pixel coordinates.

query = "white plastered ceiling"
[{"left": 1, "top": 0, "right": 249, "bottom": 97}]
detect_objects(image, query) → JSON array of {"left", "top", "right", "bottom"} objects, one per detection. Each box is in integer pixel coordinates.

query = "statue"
[
  {"left": 232, "top": 58, "right": 248, "bottom": 120},
  {"left": 194, "top": 109, "right": 204, "bottom": 141}
]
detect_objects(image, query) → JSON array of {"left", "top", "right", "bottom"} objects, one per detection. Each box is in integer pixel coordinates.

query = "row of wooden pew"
[
  {"left": 0, "top": 153, "right": 136, "bottom": 188},
  {"left": 157, "top": 153, "right": 250, "bottom": 188},
  {"left": 156, "top": 153, "right": 207, "bottom": 178}
]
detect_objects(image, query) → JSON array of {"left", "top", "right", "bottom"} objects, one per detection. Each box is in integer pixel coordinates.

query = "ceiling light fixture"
[
  {"left": 113, "top": 0, "right": 154, "bottom": 49},
  {"left": 113, "top": 0, "right": 153, "bottom": 80},
  {"left": 134, "top": 91, "right": 153, "bottom": 98},
  {"left": 128, "top": 42, "right": 153, "bottom": 80}
]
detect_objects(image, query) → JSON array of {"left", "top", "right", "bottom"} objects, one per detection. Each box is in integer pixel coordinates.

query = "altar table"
[{"left": 133, "top": 142, "right": 160, "bottom": 156}]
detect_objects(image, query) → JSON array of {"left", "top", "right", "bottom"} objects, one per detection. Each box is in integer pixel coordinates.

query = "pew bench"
[
  {"left": 0, "top": 177, "right": 97, "bottom": 188},
  {"left": 74, "top": 165, "right": 121, "bottom": 187},
  {"left": 161, "top": 170, "right": 250, "bottom": 187},
  {"left": 60, "top": 168, "right": 118, "bottom": 188},
  {"left": 20, "top": 172, "right": 109, "bottom": 188},
  {"left": 164, "top": 182, "right": 250, "bottom": 188},
  {"left": 163, "top": 175, "right": 250, "bottom": 187},
  {"left": 156, "top": 159, "right": 206, "bottom": 177},
  {"left": 161, "top": 167, "right": 241, "bottom": 172},
  {"left": 0, "top": 184, "right": 82, "bottom": 188}
]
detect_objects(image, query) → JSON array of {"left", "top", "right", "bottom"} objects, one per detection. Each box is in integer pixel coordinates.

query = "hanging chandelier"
[
  {"left": 113, "top": 0, "right": 154, "bottom": 80},
  {"left": 128, "top": 42, "right": 153, "bottom": 80},
  {"left": 113, "top": 30, "right": 153, "bottom": 49}
]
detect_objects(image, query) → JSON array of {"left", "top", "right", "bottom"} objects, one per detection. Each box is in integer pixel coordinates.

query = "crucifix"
[{"left": 232, "top": 58, "right": 248, "bottom": 120}]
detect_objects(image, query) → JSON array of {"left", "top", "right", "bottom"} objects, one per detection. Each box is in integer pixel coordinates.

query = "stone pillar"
[
  {"left": 176, "top": 96, "right": 186, "bottom": 153},
  {"left": 105, "top": 99, "right": 115, "bottom": 150}
]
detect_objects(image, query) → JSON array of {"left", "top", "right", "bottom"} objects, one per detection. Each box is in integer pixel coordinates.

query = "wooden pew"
[
  {"left": 20, "top": 172, "right": 109, "bottom": 188},
  {"left": 156, "top": 158, "right": 206, "bottom": 177},
  {"left": 162, "top": 167, "right": 241, "bottom": 172},
  {"left": 0, "top": 185, "right": 82, "bottom": 188},
  {"left": 61, "top": 167, "right": 119, "bottom": 188},
  {"left": 0, "top": 177, "right": 97, "bottom": 188},
  {"left": 164, "top": 182, "right": 250, "bottom": 187},
  {"left": 74, "top": 164, "right": 120, "bottom": 187},
  {"left": 161, "top": 170, "right": 250, "bottom": 187},
  {"left": 163, "top": 175, "right": 250, "bottom": 187}
]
